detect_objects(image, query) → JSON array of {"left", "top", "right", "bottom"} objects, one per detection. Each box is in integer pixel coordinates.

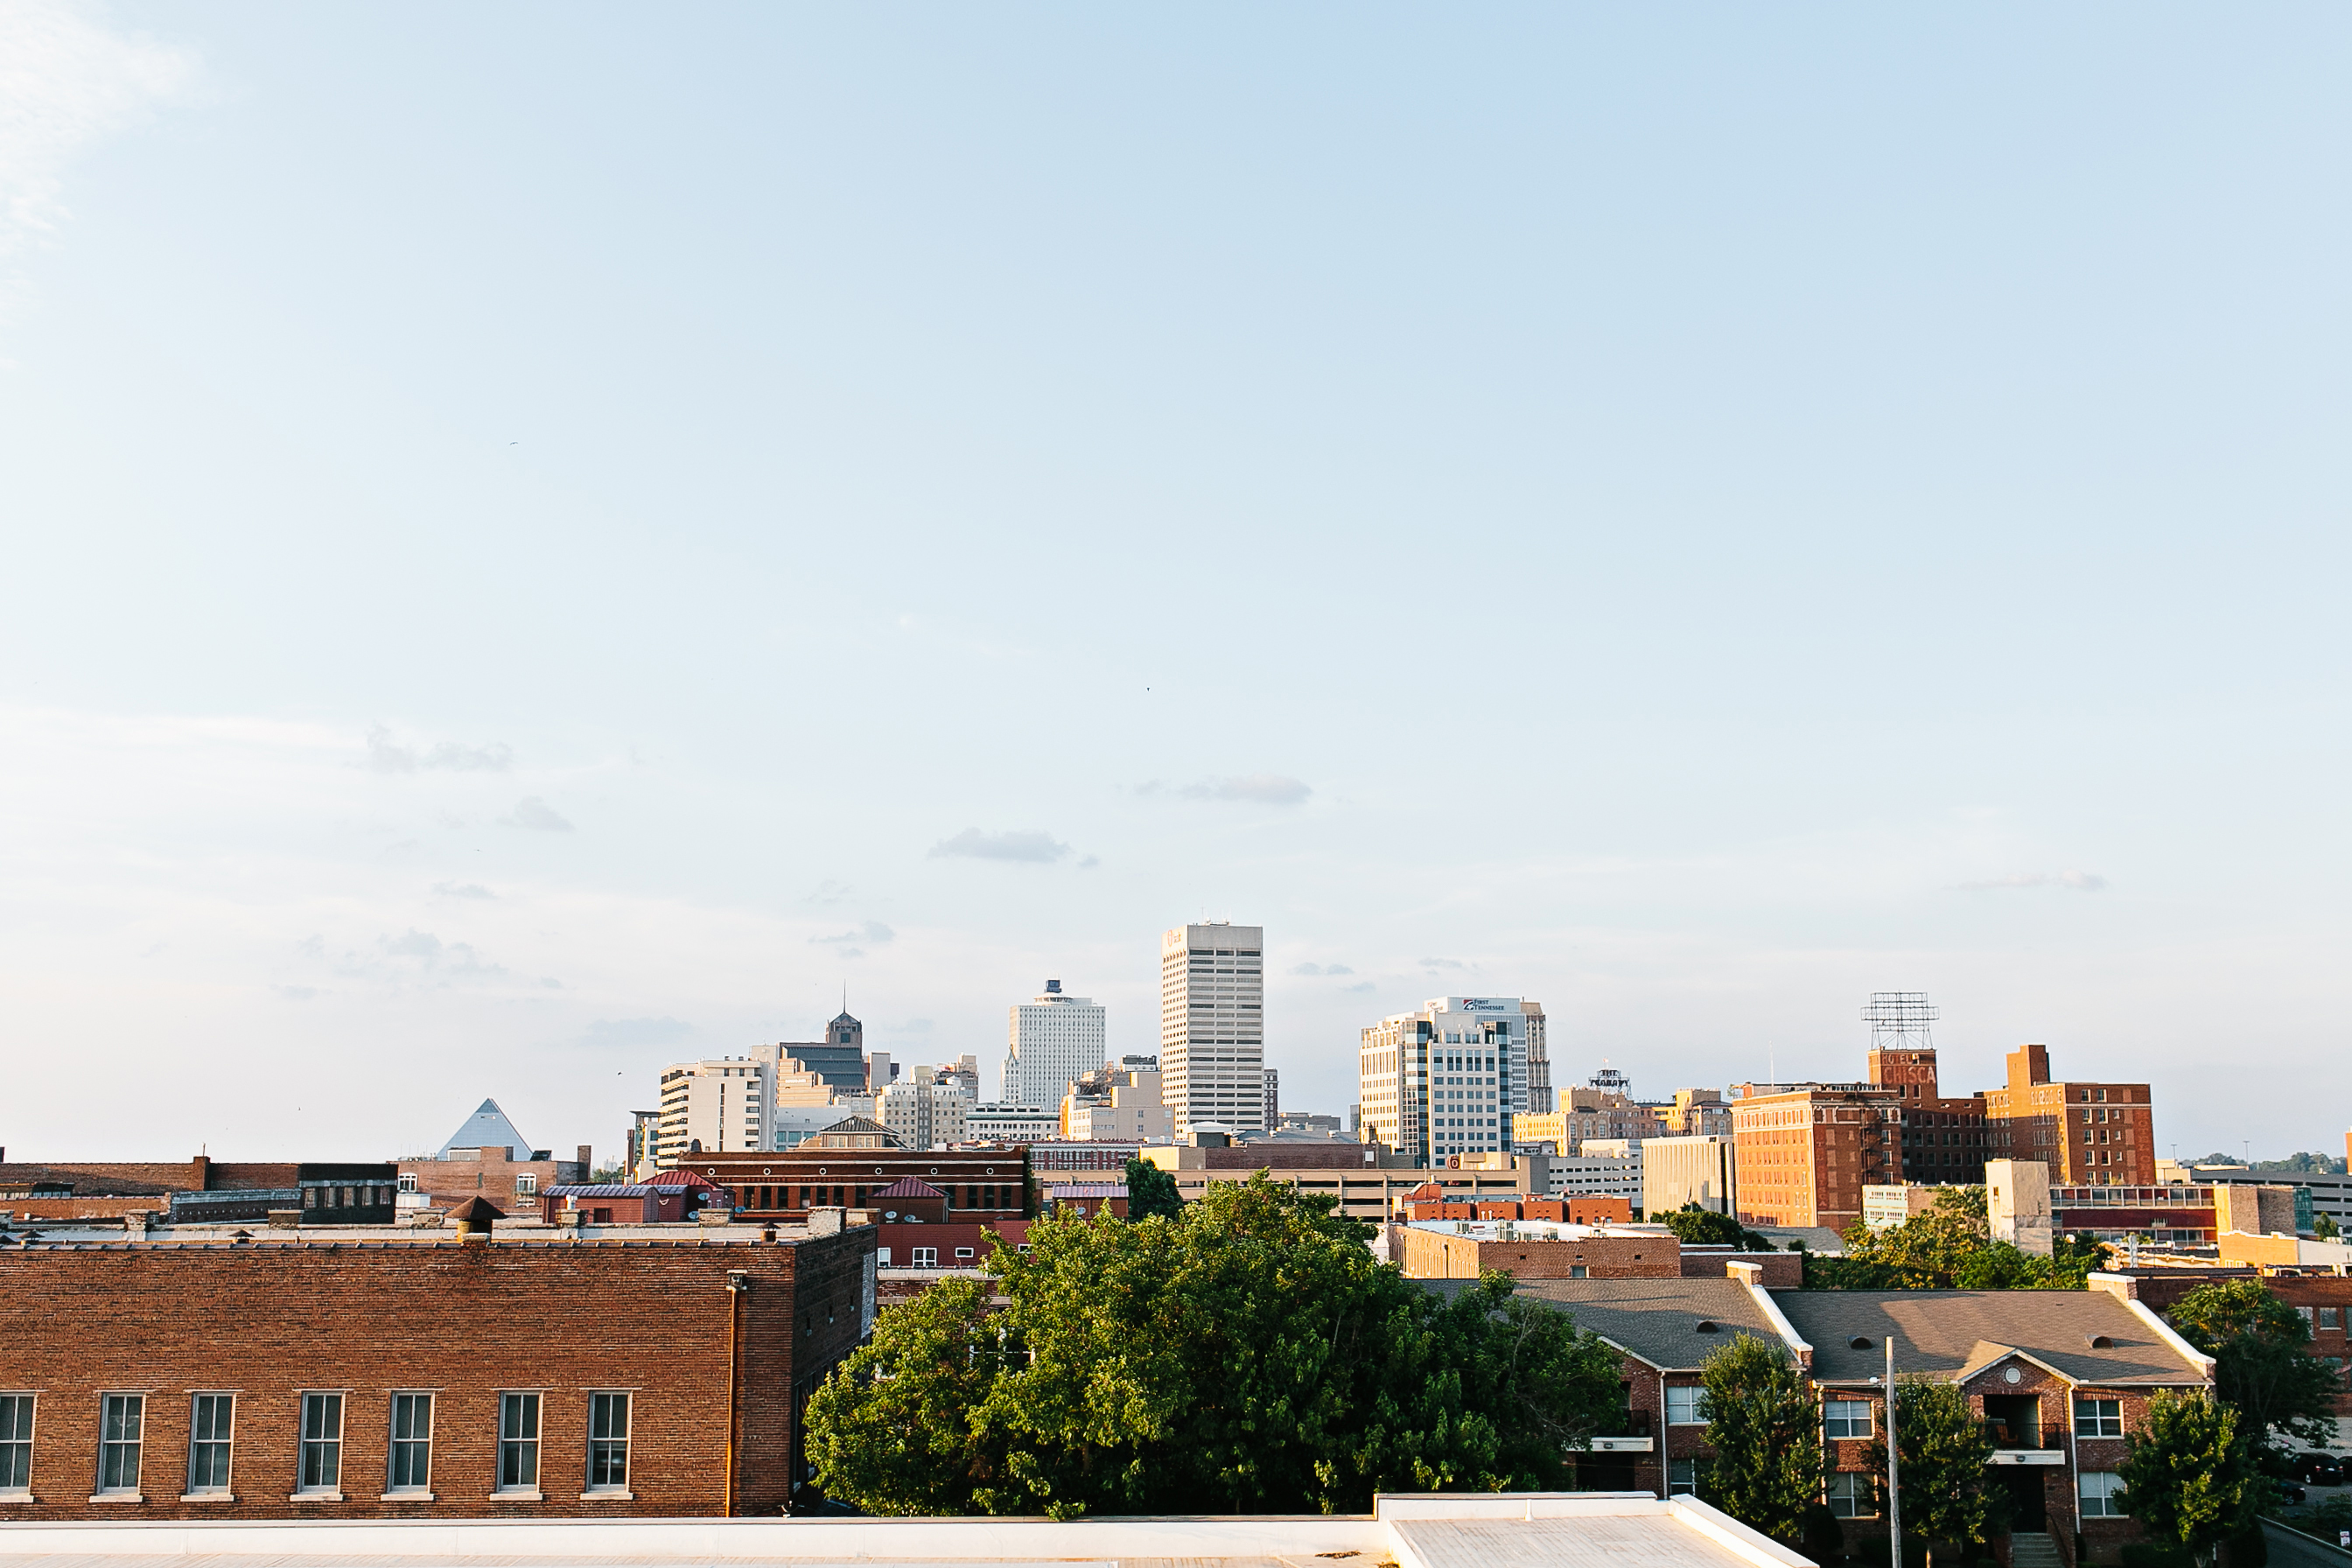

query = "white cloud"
[
  {"left": 0, "top": 0, "right": 196, "bottom": 314},
  {"left": 1177, "top": 774, "right": 1312, "bottom": 805},
  {"left": 1292, "top": 962, "right": 1354, "bottom": 976},
  {"left": 502, "top": 796, "right": 573, "bottom": 832},
  {"left": 432, "top": 880, "right": 494, "bottom": 900},
  {"left": 928, "top": 828, "right": 1068, "bottom": 863},
  {"left": 813, "top": 920, "right": 894, "bottom": 947},
  {"left": 367, "top": 724, "right": 514, "bottom": 774}
]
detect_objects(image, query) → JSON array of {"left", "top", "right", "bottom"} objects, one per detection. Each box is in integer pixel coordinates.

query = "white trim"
[
  {"left": 2120, "top": 1298, "right": 2217, "bottom": 1379},
  {"left": 175, "top": 1494, "right": 236, "bottom": 1504},
  {"left": 1669, "top": 1494, "right": 1819, "bottom": 1568},
  {"left": 1741, "top": 1279, "right": 1814, "bottom": 1368},
  {"left": 286, "top": 1491, "right": 344, "bottom": 1503}
]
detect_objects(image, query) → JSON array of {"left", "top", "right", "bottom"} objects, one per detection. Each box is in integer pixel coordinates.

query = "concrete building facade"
[
  {"left": 1356, "top": 997, "right": 1532, "bottom": 1166},
  {"left": 1159, "top": 923, "right": 1265, "bottom": 1136},
  {"left": 654, "top": 1059, "right": 769, "bottom": 1159},
  {"left": 1003, "top": 981, "right": 1108, "bottom": 1116},
  {"left": 875, "top": 1078, "right": 972, "bottom": 1152},
  {"left": 1641, "top": 1135, "right": 1737, "bottom": 1219}
]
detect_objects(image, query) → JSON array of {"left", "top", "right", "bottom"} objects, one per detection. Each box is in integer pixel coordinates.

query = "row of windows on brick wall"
[{"left": 0, "top": 1391, "right": 631, "bottom": 1502}]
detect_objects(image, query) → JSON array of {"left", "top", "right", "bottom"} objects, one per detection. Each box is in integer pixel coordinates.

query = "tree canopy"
[
  {"left": 1870, "top": 1377, "right": 2000, "bottom": 1568},
  {"left": 1807, "top": 1186, "right": 2096, "bottom": 1290},
  {"left": 2119, "top": 1391, "right": 2264, "bottom": 1564},
  {"left": 1659, "top": 1202, "right": 1776, "bottom": 1253},
  {"left": 1121, "top": 1155, "right": 1183, "bottom": 1221},
  {"left": 1698, "top": 1334, "right": 1824, "bottom": 1546},
  {"left": 2166, "top": 1280, "right": 2342, "bottom": 1457},
  {"left": 807, "top": 1174, "right": 1625, "bottom": 1516}
]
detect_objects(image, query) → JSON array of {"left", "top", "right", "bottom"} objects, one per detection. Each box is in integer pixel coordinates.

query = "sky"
[{"left": 2, "top": 3, "right": 2348, "bottom": 1165}]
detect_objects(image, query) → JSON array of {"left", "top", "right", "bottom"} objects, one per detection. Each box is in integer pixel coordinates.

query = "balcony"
[{"left": 1588, "top": 1410, "right": 1655, "bottom": 1453}]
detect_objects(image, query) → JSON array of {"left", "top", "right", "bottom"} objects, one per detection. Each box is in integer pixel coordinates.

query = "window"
[
  {"left": 586, "top": 1393, "right": 630, "bottom": 1493},
  {"left": 877, "top": 1247, "right": 892, "bottom": 1265},
  {"left": 388, "top": 1393, "right": 432, "bottom": 1493},
  {"left": 2079, "top": 1471, "right": 2127, "bottom": 1517},
  {"left": 498, "top": 1393, "right": 541, "bottom": 1492},
  {"left": 0, "top": 1395, "right": 32, "bottom": 1494},
  {"left": 514, "top": 1175, "right": 538, "bottom": 1197},
  {"left": 1569, "top": 1265, "right": 1588, "bottom": 1279},
  {"left": 1826, "top": 1472, "right": 1875, "bottom": 1517},
  {"left": 398, "top": 1172, "right": 418, "bottom": 1193},
  {"left": 97, "top": 1394, "right": 144, "bottom": 1496},
  {"left": 1664, "top": 1385, "right": 1704, "bottom": 1425},
  {"left": 913, "top": 1247, "right": 939, "bottom": 1268},
  {"left": 1824, "top": 1398, "right": 1874, "bottom": 1440},
  {"left": 2074, "top": 1397, "right": 2123, "bottom": 1438},
  {"left": 186, "top": 1394, "right": 234, "bottom": 1494},
  {"left": 1667, "top": 1459, "right": 1699, "bottom": 1496},
  {"left": 298, "top": 1393, "right": 343, "bottom": 1494},
  {"left": 2321, "top": 1307, "right": 2342, "bottom": 1331}
]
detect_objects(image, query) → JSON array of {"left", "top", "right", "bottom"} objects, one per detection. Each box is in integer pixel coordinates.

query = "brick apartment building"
[
  {"left": 1780, "top": 1284, "right": 2214, "bottom": 1560},
  {"left": 1730, "top": 1083, "right": 1900, "bottom": 1230},
  {"left": 1982, "top": 1045, "right": 2155, "bottom": 1187},
  {"left": 2101, "top": 1268, "right": 2352, "bottom": 1423},
  {"left": 676, "top": 1149, "right": 1029, "bottom": 1225},
  {"left": 1391, "top": 1222, "right": 1681, "bottom": 1279},
  {"left": 1866, "top": 1046, "right": 1993, "bottom": 1186},
  {"left": 0, "top": 1225, "right": 875, "bottom": 1519}
]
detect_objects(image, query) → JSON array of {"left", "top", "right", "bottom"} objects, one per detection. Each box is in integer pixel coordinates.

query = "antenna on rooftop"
[{"left": 1861, "top": 991, "right": 1936, "bottom": 1052}]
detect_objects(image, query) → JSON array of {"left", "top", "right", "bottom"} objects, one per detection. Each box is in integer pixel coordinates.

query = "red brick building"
[
  {"left": 1391, "top": 1222, "right": 1680, "bottom": 1280},
  {"left": 1982, "top": 1045, "right": 2156, "bottom": 1188},
  {"left": 0, "top": 1225, "right": 874, "bottom": 1519},
  {"left": 677, "top": 1150, "right": 1028, "bottom": 1225}
]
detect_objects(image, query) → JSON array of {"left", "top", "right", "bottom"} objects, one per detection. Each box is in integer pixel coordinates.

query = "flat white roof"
[{"left": 0, "top": 1494, "right": 1810, "bottom": 1568}]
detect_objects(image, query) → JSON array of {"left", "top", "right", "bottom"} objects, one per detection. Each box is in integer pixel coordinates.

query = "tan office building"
[{"left": 1159, "top": 922, "right": 1265, "bottom": 1135}]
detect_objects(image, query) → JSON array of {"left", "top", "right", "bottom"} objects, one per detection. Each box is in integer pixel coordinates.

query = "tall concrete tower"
[{"left": 1159, "top": 922, "right": 1264, "bottom": 1135}]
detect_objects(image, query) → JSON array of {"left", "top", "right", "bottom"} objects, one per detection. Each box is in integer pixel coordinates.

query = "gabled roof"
[
  {"left": 447, "top": 1196, "right": 504, "bottom": 1222},
  {"left": 875, "top": 1177, "right": 946, "bottom": 1200},
  {"left": 437, "top": 1099, "right": 534, "bottom": 1160},
  {"left": 1774, "top": 1291, "right": 2211, "bottom": 1388},
  {"left": 1420, "top": 1277, "right": 1789, "bottom": 1372}
]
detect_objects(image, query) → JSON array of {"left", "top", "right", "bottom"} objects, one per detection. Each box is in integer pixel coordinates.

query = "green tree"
[
  {"left": 803, "top": 1276, "right": 1018, "bottom": 1514},
  {"left": 1698, "top": 1334, "right": 1824, "bottom": 1546},
  {"left": 1810, "top": 1187, "right": 2092, "bottom": 1291},
  {"left": 2119, "top": 1392, "right": 2264, "bottom": 1565},
  {"left": 1867, "top": 1377, "right": 2000, "bottom": 1568},
  {"left": 1659, "top": 1202, "right": 1775, "bottom": 1253},
  {"left": 2166, "top": 1281, "right": 2342, "bottom": 1458},
  {"left": 807, "top": 1174, "right": 1624, "bottom": 1517},
  {"left": 2314, "top": 1214, "right": 2341, "bottom": 1242},
  {"left": 1122, "top": 1156, "right": 1183, "bottom": 1221}
]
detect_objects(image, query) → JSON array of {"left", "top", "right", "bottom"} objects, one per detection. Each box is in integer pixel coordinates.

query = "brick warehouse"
[
  {"left": 677, "top": 1149, "right": 1030, "bottom": 1225},
  {"left": 0, "top": 1225, "right": 875, "bottom": 1520}
]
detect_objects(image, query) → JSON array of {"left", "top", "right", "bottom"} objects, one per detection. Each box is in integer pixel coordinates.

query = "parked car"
[
  {"left": 2276, "top": 1481, "right": 2309, "bottom": 1506},
  {"left": 2293, "top": 1452, "right": 2346, "bottom": 1487}
]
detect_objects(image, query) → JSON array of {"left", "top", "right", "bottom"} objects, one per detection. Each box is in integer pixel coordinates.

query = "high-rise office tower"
[
  {"left": 1159, "top": 922, "right": 1265, "bottom": 1134},
  {"left": 1357, "top": 997, "right": 1535, "bottom": 1166},
  {"left": 1003, "top": 980, "right": 1107, "bottom": 1111}
]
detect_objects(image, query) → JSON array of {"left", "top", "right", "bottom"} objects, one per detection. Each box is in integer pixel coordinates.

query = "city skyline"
[{"left": 5, "top": 6, "right": 2351, "bottom": 1160}]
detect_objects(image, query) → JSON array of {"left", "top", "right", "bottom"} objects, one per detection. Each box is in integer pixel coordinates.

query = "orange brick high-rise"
[
  {"left": 1983, "top": 1043, "right": 2155, "bottom": 1186},
  {"left": 1731, "top": 1082, "right": 1900, "bottom": 1230}
]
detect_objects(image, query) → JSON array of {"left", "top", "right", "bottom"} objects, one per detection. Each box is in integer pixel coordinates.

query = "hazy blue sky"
[{"left": 4, "top": 3, "right": 2347, "bottom": 1163}]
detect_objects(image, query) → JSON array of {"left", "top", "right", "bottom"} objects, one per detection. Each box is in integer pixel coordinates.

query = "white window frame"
[
  {"left": 184, "top": 1392, "right": 234, "bottom": 1497},
  {"left": 387, "top": 1392, "right": 433, "bottom": 1495},
  {"left": 2079, "top": 1470, "right": 2127, "bottom": 1517},
  {"left": 295, "top": 1392, "right": 344, "bottom": 1498},
  {"left": 0, "top": 1393, "right": 33, "bottom": 1499},
  {"left": 2073, "top": 1397, "right": 2123, "bottom": 1438},
  {"left": 95, "top": 1393, "right": 144, "bottom": 1500},
  {"left": 912, "top": 1246, "right": 939, "bottom": 1268},
  {"left": 1824, "top": 1397, "right": 1873, "bottom": 1440},
  {"left": 1667, "top": 1457, "right": 1699, "bottom": 1496},
  {"left": 1826, "top": 1472, "right": 1876, "bottom": 1517},
  {"left": 497, "top": 1392, "right": 542, "bottom": 1495},
  {"left": 1665, "top": 1385, "right": 1704, "bottom": 1425},
  {"left": 584, "top": 1392, "right": 631, "bottom": 1495},
  {"left": 514, "top": 1174, "right": 539, "bottom": 1197}
]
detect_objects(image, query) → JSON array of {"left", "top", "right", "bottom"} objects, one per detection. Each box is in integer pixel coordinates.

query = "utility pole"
[{"left": 1886, "top": 1334, "right": 1900, "bottom": 1568}]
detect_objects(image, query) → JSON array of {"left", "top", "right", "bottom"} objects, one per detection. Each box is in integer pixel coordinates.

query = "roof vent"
[
  {"left": 1849, "top": 1336, "right": 1874, "bottom": 1350},
  {"left": 2088, "top": 1334, "right": 2115, "bottom": 1349},
  {"left": 1695, "top": 1320, "right": 1720, "bottom": 1334}
]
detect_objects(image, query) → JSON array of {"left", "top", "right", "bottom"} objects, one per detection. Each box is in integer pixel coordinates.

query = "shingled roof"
[
  {"left": 1420, "top": 1277, "right": 1789, "bottom": 1372},
  {"left": 1774, "top": 1290, "right": 2211, "bottom": 1388}
]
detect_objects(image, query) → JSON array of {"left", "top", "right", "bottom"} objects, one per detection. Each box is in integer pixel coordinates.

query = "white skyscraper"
[
  {"left": 1159, "top": 922, "right": 1264, "bottom": 1135},
  {"left": 1357, "top": 996, "right": 1536, "bottom": 1166},
  {"left": 1003, "top": 979, "right": 1107, "bottom": 1111}
]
